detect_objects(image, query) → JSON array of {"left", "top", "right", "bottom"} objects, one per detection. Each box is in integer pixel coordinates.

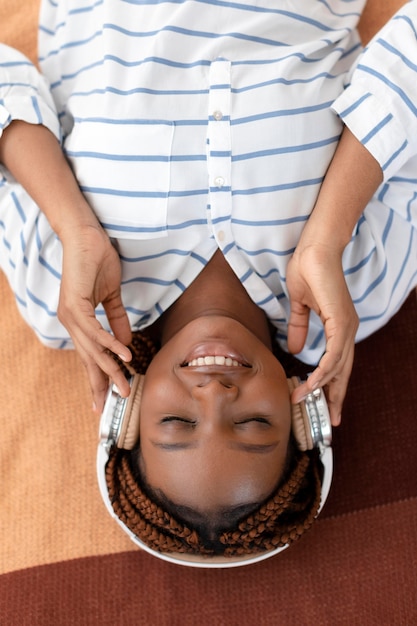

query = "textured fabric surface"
[{"left": 1, "top": 1, "right": 416, "bottom": 625}]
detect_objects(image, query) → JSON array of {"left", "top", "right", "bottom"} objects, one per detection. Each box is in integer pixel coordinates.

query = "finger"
[
  {"left": 291, "top": 342, "right": 354, "bottom": 425},
  {"left": 325, "top": 370, "right": 352, "bottom": 427},
  {"left": 61, "top": 307, "right": 132, "bottom": 395},
  {"left": 83, "top": 359, "right": 110, "bottom": 413},
  {"left": 64, "top": 300, "right": 132, "bottom": 365},
  {"left": 78, "top": 329, "right": 132, "bottom": 393},
  {"left": 103, "top": 292, "right": 132, "bottom": 351},
  {"left": 77, "top": 342, "right": 132, "bottom": 411},
  {"left": 287, "top": 301, "right": 310, "bottom": 355}
]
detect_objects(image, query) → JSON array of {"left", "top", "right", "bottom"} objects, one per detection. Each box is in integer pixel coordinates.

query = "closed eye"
[
  {"left": 235, "top": 417, "right": 271, "bottom": 425},
  {"left": 160, "top": 416, "right": 196, "bottom": 425}
]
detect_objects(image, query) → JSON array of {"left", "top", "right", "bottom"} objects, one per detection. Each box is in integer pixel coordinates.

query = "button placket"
[{"left": 207, "top": 60, "right": 232, "bottom": 247}]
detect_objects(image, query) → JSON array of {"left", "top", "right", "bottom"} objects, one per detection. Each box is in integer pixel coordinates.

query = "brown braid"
[{"left": 105, "top": 330, "right": 323, "bottom": 557}]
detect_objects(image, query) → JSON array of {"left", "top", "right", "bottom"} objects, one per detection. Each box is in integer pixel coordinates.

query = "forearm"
[
  {"left": 0, "top": 120, "right": 102, "bottom": 241},
  {"left": 300, "top": 125, "right": 383, "bottom": 252}
]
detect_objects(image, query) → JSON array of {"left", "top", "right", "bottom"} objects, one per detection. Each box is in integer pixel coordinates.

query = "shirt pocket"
[{"left": 64, "top": 120, "right": 174, "bottom": 239}]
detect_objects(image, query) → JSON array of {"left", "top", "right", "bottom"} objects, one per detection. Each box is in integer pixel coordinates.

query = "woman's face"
[{"left": 139, "top": 316, "right": 292, "bottom": 514}]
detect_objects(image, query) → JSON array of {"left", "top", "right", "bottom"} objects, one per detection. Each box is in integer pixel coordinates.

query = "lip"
[{"left": 182, "top": 342, "right": 251, "bottom": 368}]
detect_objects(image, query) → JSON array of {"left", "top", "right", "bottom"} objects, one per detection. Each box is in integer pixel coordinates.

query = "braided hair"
[{"left": 105, "top": 330, "right": 323, "bottom": 557}]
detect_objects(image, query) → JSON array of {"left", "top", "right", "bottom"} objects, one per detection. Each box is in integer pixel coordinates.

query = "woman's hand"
[
  {"left": 0, "top": 121, "right": 133, "bottom": 412},
  {"left": 285, "top": 126, "right": 383, "bottom": 425},
  {"left": 286, "top": 240, "right": 358, "bottom": 426},
  {"left": 58, "top": 224, "right": 132, "bottom": 413}
]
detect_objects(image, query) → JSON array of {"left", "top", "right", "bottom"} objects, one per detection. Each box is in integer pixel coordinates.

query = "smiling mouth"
[{"left": 182, "top": 355, "right": 251, "bottom": 367}]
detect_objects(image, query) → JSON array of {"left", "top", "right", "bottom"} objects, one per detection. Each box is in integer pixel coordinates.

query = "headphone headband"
[{"left": 97, "top": 375, "right": 333, "bottom": 567}]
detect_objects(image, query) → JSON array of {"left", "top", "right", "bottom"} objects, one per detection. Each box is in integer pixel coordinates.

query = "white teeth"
[{"left": 187, "top": 356, "right": 242, "bottom": 367}]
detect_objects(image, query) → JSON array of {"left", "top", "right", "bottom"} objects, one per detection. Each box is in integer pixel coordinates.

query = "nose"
[{"left": 191, "top": 377, "right": 239, "bottom": 402}]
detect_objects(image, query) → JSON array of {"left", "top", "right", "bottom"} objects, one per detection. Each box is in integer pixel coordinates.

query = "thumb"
[
  {"left": 287, "top": 300, "right": 310, "bottom": 355},
  {"left": 103, "top": 292, "right": 132, "bottom": 347}
]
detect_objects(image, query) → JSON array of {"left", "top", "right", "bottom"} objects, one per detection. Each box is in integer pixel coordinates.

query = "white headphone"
[{"left": 97, "top": 375, "right": 333, "bottom": 568}]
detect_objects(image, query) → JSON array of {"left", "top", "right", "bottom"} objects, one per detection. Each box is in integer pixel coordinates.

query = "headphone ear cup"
[
  {"left": 117, "top": 374, "right": 145, "bottom": 450},
  {"left": 287, "top": 377, "right": 314, "bottom": 451}
]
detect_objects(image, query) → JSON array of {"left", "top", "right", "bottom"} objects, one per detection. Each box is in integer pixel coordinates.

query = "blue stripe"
[
  {"left": 72, "top": 116, "right": 175, "bottom": 126},
  {"left": 31, "top": 96, "right": 43, "bottom": 124},
  {"left": 360, "top": 270, "right": 417, "bottom": 323},
  {"left": 67, "top": 149, "right": 206, "bottom": 163},
  {"left": 256, "top": 291, "right": 277, "bottom": 307},
  {"left": 258, "top": 267, "right": 281, "bottom": 281},
  {"left": 81, "top": 186, "right": 168, "bottom": 198},
  {"left": 394, "top": 14, "right": 417, "bottom": 40},
  {"left": 11, "top": 192, "right": 26, "bottom": 224},
  {"left": 377, "top": 38, "right": 417, "bottom": 74},
  {"left": 39, "top": 256, "right": 62, "bottom": 280},
  {"left": 80, "top": 185, "right": 207, "bottom": 199},
  {"left": 344, "top": 246, "right": 376, "bottom": 276},
  {"left": 0, "top": 60, "right": 33, "bottom": 69},
  {"left": 337, "top": 92, "right": 371, "bottom": 117},
  {"left": 119, "top": 247, "right": 204, "bottom": 263},
  {"left": 382, "top": 139, "right": 408, "bottom": 173},
  {"left": 122, "top": 275, "right": 178, "bottom": 287},
  {"left": 239, "top": 267, "right": 252, "bottom": 282},
  {"left": 100, "top": 218, "right": 208, "bottom": 234},
  {"left": 406, "top": 193, "right": 417, "bottom": 223},
  {"left": 104, "top": 22, "right": 288, "bottom": 48},
  {"left": 211, "top": 215, "right": 232, "bottom": 225},
  {"left": 231, "top": 71, "right": 340, "bottom": 94},
  {"left": 121, "top": 0, "right": 355, "bottom": 25},
  {"left": 232, "top": 101, "right": 334, "bottom": 125},
  {"left": 356, "top": 63, "right": 417, "bottom": 117},
  {"left": 232, "top": 178, "right": 322, "bottom": 196},
  {"left": 66, "top": 150, "right": 171, "bottom": 162},
  {"left": 318, "top": 0, "right": 361, "bottom": 19},
  {"left": 232, "top": 135, "right": 339, "bottom": 162},
  {"left": 39, "top": 29, "right": 103, "bottom": 63},
  {"left": 361, "top": 114, "right": 392, "bottom": 145},
  {"left": 104, "top": 54, "right": 211, "bottom": 70},
  {"left": 26, "top": 288, "right": 58, "bottom": 317},
  {"left": 71, "top": 83, "right": 209, "bottom": 97},
  {"left": 239, "top": 246, "right": 295, "bottom": 258},
  {"left": 0, "top": 81, "right": 34, "bottom": 90}
]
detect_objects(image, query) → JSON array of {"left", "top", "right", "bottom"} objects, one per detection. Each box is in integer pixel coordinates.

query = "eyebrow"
[{"left": 151, "top": 440, "right": 279, "bottom": 454}]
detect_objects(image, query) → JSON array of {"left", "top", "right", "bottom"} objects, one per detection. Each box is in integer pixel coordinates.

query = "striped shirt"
[{"left": 1, "top": 0, "right": 417, "bottom": 364}]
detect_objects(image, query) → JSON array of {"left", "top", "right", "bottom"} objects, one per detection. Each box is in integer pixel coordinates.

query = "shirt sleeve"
[
  {"left": 332, "top": 0, "right": 417, "bottom": 181},
  {"left": 0, "top": 44, "right": 61, "bottom": 142}
]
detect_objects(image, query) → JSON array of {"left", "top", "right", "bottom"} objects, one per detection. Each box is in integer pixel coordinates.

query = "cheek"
[{"left": 140, "top": 371, "right": 183, "bottom": 419}]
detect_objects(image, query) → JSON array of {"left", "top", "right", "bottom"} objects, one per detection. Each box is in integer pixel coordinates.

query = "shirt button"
[
  {"left": 214, "top": 176, "right": 225, "bottom": 188},
  {"left": 217, "top": 230, "right": 225, "bottom": 242},
  {"left": 213, "top": 110, "right": 223, "bottom": 121}
]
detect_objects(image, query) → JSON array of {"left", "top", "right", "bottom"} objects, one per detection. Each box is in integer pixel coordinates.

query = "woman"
[{"left": 1, "top": 0, "right": 416, "bottom": 556}]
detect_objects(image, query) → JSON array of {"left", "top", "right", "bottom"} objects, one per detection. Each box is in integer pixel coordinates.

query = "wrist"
[
  {"left": 51, "top": 206, "right": 102, "bottom": 241},
  {"left": 297, "top": 209, "right": 351, "bottom": 257},
  {"left": 57, "top": 214, "right": 108, "bottom": 245}
]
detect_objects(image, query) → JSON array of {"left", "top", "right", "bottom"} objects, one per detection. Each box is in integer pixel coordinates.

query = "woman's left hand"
[{"left": 286, "top": 240, "right": 359, "bottom": 426}]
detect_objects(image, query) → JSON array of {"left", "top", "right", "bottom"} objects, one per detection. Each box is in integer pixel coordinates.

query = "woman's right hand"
[
  {"left": 0, "top": 121, "right": 132, "bottom": 410},
  {"left": 58, "top": 224, "right": 132, "bottom": 412}
]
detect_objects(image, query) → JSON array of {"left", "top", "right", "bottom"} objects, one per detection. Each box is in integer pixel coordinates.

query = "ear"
[
  {"left": 287, "top": 377, "right": 314, "bottom": 451},
  {"left": 117, "top": 374, "right": 145, "bottom": 450}
]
